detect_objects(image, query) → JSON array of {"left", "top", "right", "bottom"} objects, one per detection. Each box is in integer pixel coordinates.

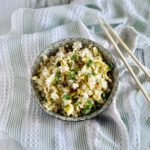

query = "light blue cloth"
[{"left": 0, "top": 0, "right": 150, "bottom": 150}]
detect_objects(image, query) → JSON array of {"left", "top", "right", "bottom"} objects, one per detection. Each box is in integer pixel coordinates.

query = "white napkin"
[{"left": 0, "top": 1, "right": 150, "bottom": 150}]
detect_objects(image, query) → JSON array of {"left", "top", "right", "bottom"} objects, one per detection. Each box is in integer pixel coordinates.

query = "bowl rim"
[{"left": 31, "top": 37, "right": 119, "bottom": 121}]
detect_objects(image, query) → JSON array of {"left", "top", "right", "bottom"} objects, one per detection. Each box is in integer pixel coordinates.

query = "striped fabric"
[{"left": 0, "top": 0, "right": 150, "bottom": 150}]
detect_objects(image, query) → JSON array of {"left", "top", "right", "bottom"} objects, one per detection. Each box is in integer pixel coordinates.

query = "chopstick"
[
  {"left": 100, "top": 17, "right": 150, "bottom": 79},
  {"left": 97, "top": 17, "right": 150, "bottom": 103}
]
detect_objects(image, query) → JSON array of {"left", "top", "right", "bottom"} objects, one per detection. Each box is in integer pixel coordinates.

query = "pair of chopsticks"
[{"left": 97, "top": 17, "right": 150, "bottom": 103}]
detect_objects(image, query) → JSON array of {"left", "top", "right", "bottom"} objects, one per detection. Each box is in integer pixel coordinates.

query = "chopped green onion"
[
  {"left": 87, "top": 99, "right": 94, "bottom": 107},
  {"left": 71, "top": 54, "right": 78, "bottom": 62},
  {"left": 86, "top": 59, "right": 93, "bottom": 67},
  {"left": 108, "top": 62, "right": 114, "bottom": 70},
  {"left": 83, "top": 108, "right": 91, "bottom": 115},
  {"left": 68, "top": 71, "right": 76, "bottom": 80},
  {"left": 82, "top": 99, "right": 94, "bottom": 115},
  {"left": 75, "top": 101, "right": 80, "bottom": 106},
  {"left": 92, "top": 72, "right": 96, "bottom": 76},
  {"left": 54, "top": 71, "right": 60, "bottom": 83},
  {"left": 86, "top": 72, "right": 96, "bottom": 77},
  {"left": 62, "top": 94, "right": 71, "bottom": 100}
]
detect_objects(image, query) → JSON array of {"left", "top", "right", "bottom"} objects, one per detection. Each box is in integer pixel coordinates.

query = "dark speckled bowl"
[{"left": 31, "top": 38, "right": 119, "bottom": 121}]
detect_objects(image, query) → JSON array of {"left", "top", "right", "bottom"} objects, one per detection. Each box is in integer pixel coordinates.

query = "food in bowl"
[{"left": 32, "top": 41, "right": 114, "bottom": 117}]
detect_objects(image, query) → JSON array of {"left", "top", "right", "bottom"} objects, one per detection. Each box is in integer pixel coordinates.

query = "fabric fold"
[{"left": 0, "top": 0, "right": 150, "bottom": 150}]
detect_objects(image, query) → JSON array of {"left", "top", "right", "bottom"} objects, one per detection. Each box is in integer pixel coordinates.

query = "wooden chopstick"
[
  {"left": 100, "top": 17, "right": 150, "bottom": 79},
  {"left": 97, "top": 17, "right": 150, "bottom": 103}
]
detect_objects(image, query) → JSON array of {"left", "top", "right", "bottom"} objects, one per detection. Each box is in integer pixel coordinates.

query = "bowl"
[{"left": 31, "top": 38, "right": 119, "bottom": 121}]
